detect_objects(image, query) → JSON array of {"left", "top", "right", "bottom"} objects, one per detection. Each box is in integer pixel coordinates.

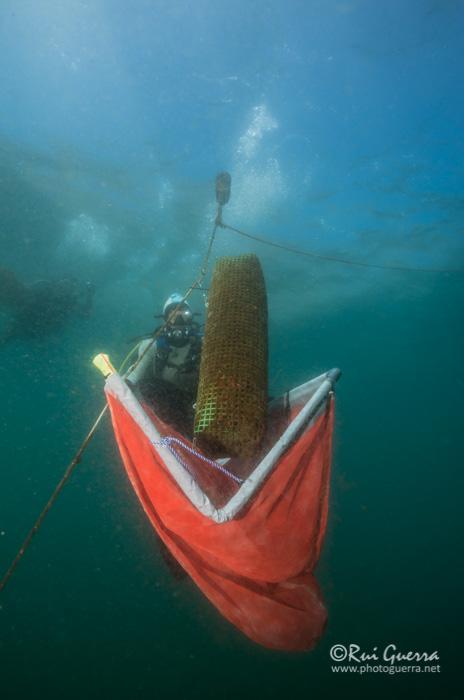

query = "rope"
[
  {"left": 220, "top": 221, "right": 463, "bottom": 275},
  {"left": 118, "top": 343, "right": 141, "bottom": 375},
  {"left": 154, "top": 436, "right": 244, "bottom": 485},
  {"left": 123, "top": 218, "right": 218, "bottom": 378},
  {"left": 0, "top": 212, "right": 221, "bottom": 594},
  {"left": 0, "top": 404, "right": 108, "bottom": 594}
]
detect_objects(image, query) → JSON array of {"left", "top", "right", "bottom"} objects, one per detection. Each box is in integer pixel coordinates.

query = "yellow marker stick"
[{"left": 92, "top": 353, "right": 116, "bottom": 378}]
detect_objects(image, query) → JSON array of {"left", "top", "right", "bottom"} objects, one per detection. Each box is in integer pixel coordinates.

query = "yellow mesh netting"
[{"left": 194, "top": 254, "right": 268, "bottom": 459}]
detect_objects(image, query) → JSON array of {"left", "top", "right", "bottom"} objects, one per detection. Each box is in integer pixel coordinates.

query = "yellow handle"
[{"left": 92, "top": 353, "right": 116, "bottom": 378}]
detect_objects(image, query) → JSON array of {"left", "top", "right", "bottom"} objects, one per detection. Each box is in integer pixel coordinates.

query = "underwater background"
[{"left": 0, "top": 1, "right": 462, "bottom": 698}]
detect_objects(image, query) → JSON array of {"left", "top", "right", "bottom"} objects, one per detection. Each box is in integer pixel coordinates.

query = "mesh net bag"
[{"left": 194, "top": 254, "right": 268, "bottom": 459}]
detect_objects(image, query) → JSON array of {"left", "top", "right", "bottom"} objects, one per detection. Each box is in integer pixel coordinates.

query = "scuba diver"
[
  {"left": 126, "top": 293, "right": 203, "bottom": 438},
  {"left": 0, "top": 266, "right": 95, "bottom": 345}
]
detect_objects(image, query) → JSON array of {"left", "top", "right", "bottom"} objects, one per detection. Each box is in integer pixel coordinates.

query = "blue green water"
[{"left": 1, "top": 1, "right": 463, "bottom": 698}]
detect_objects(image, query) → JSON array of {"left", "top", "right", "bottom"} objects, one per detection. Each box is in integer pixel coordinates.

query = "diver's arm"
[{"left": 126, "top": 339, "right": 156, "bottom": 386}]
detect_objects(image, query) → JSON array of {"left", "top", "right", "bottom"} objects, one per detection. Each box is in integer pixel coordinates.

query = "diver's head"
[
  {"left": 163, "top": 293, "right": 193, "bottom": 325},
  {"left": 162, "top": 293, "right": 196, "bottom": 347}
]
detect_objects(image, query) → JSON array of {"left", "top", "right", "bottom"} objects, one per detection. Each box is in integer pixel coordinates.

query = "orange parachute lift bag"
[{"left": 104, "top": 367, "right": 340, "bottom": 651}]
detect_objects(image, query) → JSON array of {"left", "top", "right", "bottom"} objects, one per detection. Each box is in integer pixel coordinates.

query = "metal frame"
[{"left": 105, "top": 368, "right": 340, "bottom": 524}]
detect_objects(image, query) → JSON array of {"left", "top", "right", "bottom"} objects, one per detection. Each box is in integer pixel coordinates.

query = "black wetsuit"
[{"left": 139, "top": 331, "right": 202, "bottom": 438}]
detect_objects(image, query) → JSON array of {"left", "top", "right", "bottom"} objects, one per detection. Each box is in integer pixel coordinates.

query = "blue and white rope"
[{"left": 153, "top": 436, "right": 243, "bottom": 485}]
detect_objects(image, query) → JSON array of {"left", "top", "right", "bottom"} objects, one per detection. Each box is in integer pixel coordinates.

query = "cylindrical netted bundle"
[{"left": 194, "top": 255, "right": 268, "bottom": 459}]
